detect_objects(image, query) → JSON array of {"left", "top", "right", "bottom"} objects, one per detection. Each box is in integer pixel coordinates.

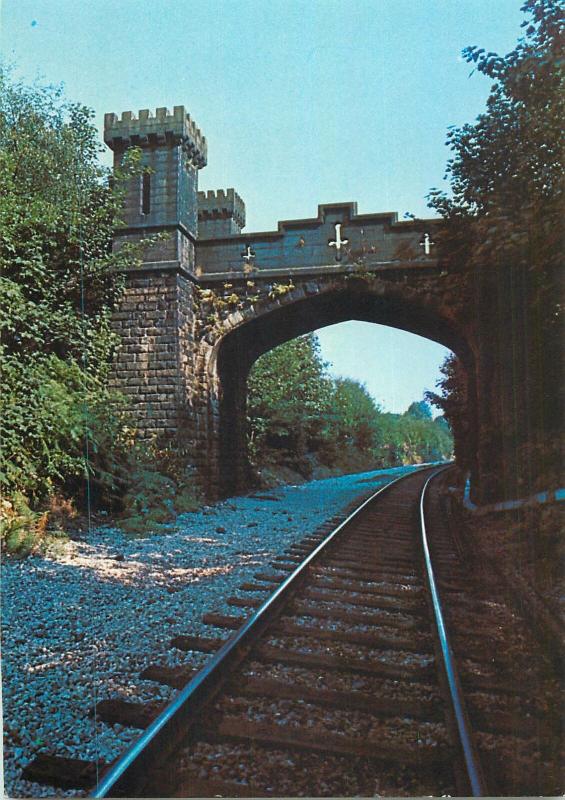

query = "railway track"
[{"left": 24, "top": 465, "right": 562, "bottom": 797}]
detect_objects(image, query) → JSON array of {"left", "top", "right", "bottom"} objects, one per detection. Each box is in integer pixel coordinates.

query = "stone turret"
[
  {"left": 104, "top": 106, "right": 207, "bottom": 273},
  {"left": 197, "top": 188, "right": 246, "bottom": 239}
]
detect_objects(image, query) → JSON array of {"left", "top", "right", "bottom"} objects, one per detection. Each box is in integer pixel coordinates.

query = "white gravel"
[{"left": 1, "top": 465, "right": 421, "bottom": 798}]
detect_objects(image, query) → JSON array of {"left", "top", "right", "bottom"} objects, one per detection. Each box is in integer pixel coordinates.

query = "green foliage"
[
  {"left": 392, "top": 413, "right": 453, "bottom": 464},
  {"left": 118, "top": 448, "right": 202, "bottom": 534},
  {"left": 268, "top": 281, "right": 295, "bottom": 300},
  {"left": 405, "top": 400, "right": 433, "bottom": 420},
  {"left": 369, "top": 410, "right": 453, "bottom": 467},
  {"left": 0, "top": 492, "right": 67, "bottom": 557},
  {"left": 0, "top": 67, "right": 129, "bottom": 503},
  {"left": 0, "top": 493, "right": 44, "bottom": 555},
  {"left": 333, "top": 379, "right": 381, "bottom": 452},
  {"left": 428, "top": 0, "right": 563, "bottom": 278},
  {"left": 195, "top": 280, "right": 296, "bottom": 339},
  {"left": 247, "top": 334, "right": 453, "bottom": 478},
  {"left": 247, "top": 334, "right": 335, "bottom": 473},
  {"left": 0, "top": 68, "right": 201, "bottom": 538},
  {"left": 427, "top": 2, "right": 563, "bottom": 488},
  {"left": 426, "top": 354, "right": 471, "bottom": 471},
  {"left": 0, "top": 70, "right": 136, "bottom": 371}
]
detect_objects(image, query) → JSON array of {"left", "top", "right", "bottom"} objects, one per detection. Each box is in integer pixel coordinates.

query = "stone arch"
[
  {"left": 207, "top": 278, "right": 477, "bottom": 496},
  {"left": 104, "top": 105, "right": 548, "bottom": 505}
]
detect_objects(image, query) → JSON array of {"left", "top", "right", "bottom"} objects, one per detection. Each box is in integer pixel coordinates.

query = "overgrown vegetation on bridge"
[{"left": 247, "top": 334, "right": 452, "bottom": 482}]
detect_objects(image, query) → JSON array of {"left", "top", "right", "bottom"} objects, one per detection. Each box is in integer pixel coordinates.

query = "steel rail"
[
  {"left": 91, "top": 464, "right": 439, "bottom": 797},
  {"left": 420, "top": 467, "right": 487, "bottom": 797}
]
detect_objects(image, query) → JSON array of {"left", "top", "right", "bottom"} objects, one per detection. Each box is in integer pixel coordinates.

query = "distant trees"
[
  {"left": 396, "top": 409, "right": 454, "bottom": 465},
  {"left": 247, "top": 334, "right": 453, "bottom": 479},
  {"left": 405, "top": 401, "right": 432, "bottom": 421},
  {"left": 333, "top": 378, "right": 381, "bottom": 452},
  {"left": 246, "top": 334, "right": 335, "bottom": 467}
]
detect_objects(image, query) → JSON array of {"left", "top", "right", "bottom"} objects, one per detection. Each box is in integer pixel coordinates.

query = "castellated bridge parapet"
[
  {"left": 198, "top": 189, "right": 246, "bottom": 238},
  {"left": 104, "top": 106, "right": 207, "bottom": 167},
  {"left": 196, "top": 202, "right": 442, "bottom": 280}
]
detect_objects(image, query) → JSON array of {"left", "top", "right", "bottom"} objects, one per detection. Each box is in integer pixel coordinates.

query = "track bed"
[{"left": 25, "top": 467, "right": 563, "bottom": 797}]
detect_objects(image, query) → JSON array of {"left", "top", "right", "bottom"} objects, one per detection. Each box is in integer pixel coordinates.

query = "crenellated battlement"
[
  {"left": 197, "top": 188, "right": 246, "bottom": 230},
  {"left": 104, "top": 105, "right": 207, "bottom": 167}
]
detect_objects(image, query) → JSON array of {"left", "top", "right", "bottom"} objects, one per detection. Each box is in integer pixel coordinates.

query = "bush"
[
  {"left": 0, "top": 493, "right": 67, "bottom": 557},
  {"left": 113, "top": 444, "right": 203, "bottom": 535}
]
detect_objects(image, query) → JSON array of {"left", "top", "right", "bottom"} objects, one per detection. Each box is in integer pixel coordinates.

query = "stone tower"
[
  {"left": 104, "top": 106, "right": 207, "bottom": 273},
  {"left": 102, "top": 106, "right": 209, "bottom": 451}
]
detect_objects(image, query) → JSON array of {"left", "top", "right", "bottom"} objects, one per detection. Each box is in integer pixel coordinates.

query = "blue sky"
[{"left": 2, "top": 0, "right": 523, "bottom": 412}]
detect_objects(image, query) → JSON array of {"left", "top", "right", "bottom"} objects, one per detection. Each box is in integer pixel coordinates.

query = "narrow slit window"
[{"left": 141, "top": 172, "right": 151, "bottom": 215}]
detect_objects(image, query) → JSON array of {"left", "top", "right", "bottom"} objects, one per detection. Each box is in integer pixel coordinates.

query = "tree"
[
  {"left": 247, "top": 336, "right": 454, "bottom": 476},
  {"left": 247, "top": 334, "right": 335, "bottom": 466},
  {"left": 434, "top": 415, "right": 451, "bottom": 433},
  {"left": 0, "top": 67, "right": 138, "bottom": 504},
  {"left": 405, "top": 400, "right": 433, "bottom": 420},
  {"left": 426, "top": 355, "right": 470, "bottom": 470},
  {"left": 428, "top": 0, "right": 563, "bottom": 277},
  {"left": 333, "top": 378, "right": 381, "bottom": 451},
  {"left": 427, "top": 1, "right": 564, "bottom": 491}
]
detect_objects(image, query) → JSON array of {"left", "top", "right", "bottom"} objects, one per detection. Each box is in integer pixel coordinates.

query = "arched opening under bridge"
[{"left": 213, "top": 283, "right": 476, "bottom": 496}]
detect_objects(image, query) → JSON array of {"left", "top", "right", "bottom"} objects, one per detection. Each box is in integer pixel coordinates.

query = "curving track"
[{"left": 25, "top": 465, "right": 562, "bottom": 797}]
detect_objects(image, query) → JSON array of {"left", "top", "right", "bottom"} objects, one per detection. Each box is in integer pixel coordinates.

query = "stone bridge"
[{"left": 104, "top": 106, "right": 526, "bottom": 502}]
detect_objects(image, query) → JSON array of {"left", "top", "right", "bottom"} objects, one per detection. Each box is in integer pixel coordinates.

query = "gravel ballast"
[{"left": 1, "top": 465, "right": 421, "bottom": 798}]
